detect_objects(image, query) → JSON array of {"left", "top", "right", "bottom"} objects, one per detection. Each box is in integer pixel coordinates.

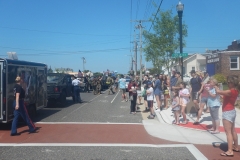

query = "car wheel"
[{"left": 59, "top": 92, "right": 66, "bottom": 106}]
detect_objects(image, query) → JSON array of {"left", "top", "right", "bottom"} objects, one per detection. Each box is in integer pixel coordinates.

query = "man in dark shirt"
[{"left": 189, "top": 70, "right": 202, "bottom": 118}]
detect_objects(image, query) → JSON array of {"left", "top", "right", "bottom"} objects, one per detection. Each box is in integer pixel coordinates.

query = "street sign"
[{"left": 171, "top": 53, "right": 188, "bottom": 58}]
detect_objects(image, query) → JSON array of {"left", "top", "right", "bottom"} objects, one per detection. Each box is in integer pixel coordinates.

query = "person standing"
[
  {"left": 142, "top": 75, "right": 150, "bottom": 112},
  {"left": 146, "top": 82, "right": 155, "bottom": 119},
  {"left": 170, "top": 69, "right": 178, "bottom": 101},
  {"left": 128, "top": 80, "right": 137, "bottom": 114},
  {"left": 194, "top": 79, "right": 210, "bottom": 124},
  {"left": 172, "top": 72, "right": 183, "bottom": 92},
  {"left": 153, "top": 74, "right": 162, "bottom": 112},
  {"left": 118, "top": 75, "right": 127, "bottom": 101},
  {"left": 84, "top": 75, "right": 90, "bottom": 93},
  {"left": 106, "top": 76, "right": 115, "bottom": 95},
  {"left": 72, "top": 76, "right": 82, "bottom": 103},
  {"left": 96, "top": 76, "right": 102, "bottom": 95},
  {"left": 179, "top": 82, "right": 190, "bottom": 124},
  {"left": 171, "top": 90, "right": 180, "bottom": 125},
  {"left": 11, "top": 76, "right": 36, "bottom": 136},
  {"left": 189, "top": 70, "right": 202, "bottom": 116},
  {"left": 206, "top": 78, "right": 220, "bottom": 134},
  {"left": 136, "top": 76, "right": 142, "bottom": 105},
  {"left": 162, "top": 75, "right": 169, "bottom": 110},
  {"left": 92, "top": 77, "right": 97, "bottom": 95},
  {"left": 215, "top": 76, "right": 239, "bottom": 157}
]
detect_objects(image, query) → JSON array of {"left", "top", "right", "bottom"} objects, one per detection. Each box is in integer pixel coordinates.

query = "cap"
[
  {"left": 172, "top": 68, "right": 176, "bottom": 72},
  {"left": 190, "top": 70, "right": 196, "bottom": 74},
  {"left": 154, "top": 74, "right": 159, "bottom": 77}
]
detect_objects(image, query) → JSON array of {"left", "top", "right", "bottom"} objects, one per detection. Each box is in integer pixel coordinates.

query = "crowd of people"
[
  {"left": 10, "top": 68, "right": 240, "bottom": 157},
  {"left": 122, "top": 69, "right": 240, "bottom": 157}
]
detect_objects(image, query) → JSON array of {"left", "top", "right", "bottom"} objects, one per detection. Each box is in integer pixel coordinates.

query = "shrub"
[{"left": 213, "top": 73, "right": 227, "bottom": 84}]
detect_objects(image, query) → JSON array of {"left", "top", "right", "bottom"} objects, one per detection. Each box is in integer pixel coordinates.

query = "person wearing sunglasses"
[{"left": 215, "top": 75, "right": 240, "bottom": 157}]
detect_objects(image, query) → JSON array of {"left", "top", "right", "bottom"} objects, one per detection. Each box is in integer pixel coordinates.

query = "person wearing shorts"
[
  {"left": 179, "top": 82, "right": 190, "bottom": 124},
  {"left": 142, "top": 76, "right": 150, "bottom": 112},
  {"left": 146, "top": 82, "right": 154, "bottom": 119},
  {"left": 189, "top": 70, "right": 202, "bottom": 115},
  {"left": 194, "top": 79, "right": 210, "bottom": 125},
  {"left": 118, "top": 75, "right": 127, "bottom": 102},
  {"left": 215, "top": 75, "right": 239, "bottom": 157}
]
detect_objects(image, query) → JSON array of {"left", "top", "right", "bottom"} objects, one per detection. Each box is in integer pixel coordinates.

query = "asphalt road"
[
  {"left": 0, "top": 146, "right": 196, "bottom": 160},
  {"left": 0, "top": 90, "right": 210, "bottom": 160},
  {"left": 34, "top": 90, "right": 142, "bottom": 123}
]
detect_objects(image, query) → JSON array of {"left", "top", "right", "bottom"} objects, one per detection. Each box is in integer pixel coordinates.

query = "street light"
[{"left": 177, "top": 1, "right": 184, "bottom": 79}]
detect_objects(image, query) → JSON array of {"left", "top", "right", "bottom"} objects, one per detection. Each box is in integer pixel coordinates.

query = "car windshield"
[{"left": 47, "top": 75, "right": 63, "bottom": 83}]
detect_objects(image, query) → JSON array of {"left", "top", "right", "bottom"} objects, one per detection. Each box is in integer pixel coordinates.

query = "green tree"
[
  {"left": 93, "top": 72, "right": 102, "bottom": 77},
  {"left": 143, "top": 9, "right": 188, "bottom": 75}
]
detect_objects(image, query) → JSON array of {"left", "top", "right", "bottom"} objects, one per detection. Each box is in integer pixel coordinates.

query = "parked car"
[{"left": 47, "top": 73, "right": 73, "bottom": 106}]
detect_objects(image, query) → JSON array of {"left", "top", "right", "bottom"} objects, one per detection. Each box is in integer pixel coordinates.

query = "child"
[
  {"left": 147, "top": 82, "right": 155, "bottom": 119},
  {"left": 207, "top": 77, "right": 221, "bottom": 134},
  {"left": 172, "top": 90, "right": 180, "bottom": 125},
  {"left": 179, "top": 82, "right": 190, "bottom": 124}
]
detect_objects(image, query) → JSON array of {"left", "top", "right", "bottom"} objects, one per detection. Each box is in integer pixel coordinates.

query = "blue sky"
[{"left": 0, "top": 0, "right": 240, "bottom": 74}]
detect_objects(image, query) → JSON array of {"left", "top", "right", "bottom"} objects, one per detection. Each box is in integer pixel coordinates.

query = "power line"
[
  {"left": 0, "top": 26, "right": 128, "bottom": 37},
  {"left": 0, "top": 46, "right": 130, "bottom": 56},
  {"left": 148, "top": 0, "right": 164, "bottom": 32}
]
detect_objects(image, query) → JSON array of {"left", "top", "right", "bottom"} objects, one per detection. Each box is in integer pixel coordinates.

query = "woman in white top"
[
  {"left": 179, "top": 82, "right": 190, "bottom": 124},
  {"left": 147, "top": 82, "right": 155, "bottom": 119}
]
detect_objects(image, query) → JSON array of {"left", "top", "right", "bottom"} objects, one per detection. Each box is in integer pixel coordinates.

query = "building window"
[{"left": 230, "top": 56, "right": 239, "bottom": 70}]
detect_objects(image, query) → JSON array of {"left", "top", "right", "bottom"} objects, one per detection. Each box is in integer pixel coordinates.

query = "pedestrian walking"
[
  {"left": 118, "top": 75, "right": 127, "bottom": 101},
  {"left": 179, "top": 82, "right": 190, "bottom": 124},
  {"left": 147, "top": 82, "right": 155, "bottom": 119},
  {"left": 194, "top": 79, "right": 211, "bottom": 125},
  {"left": 11, "top": 76, "right": 36, "bottom": 136},
  {"left": 206, "top": 77, "right": 220, "bottom": 134},
  {"left": 172, "top": 90, "right": 180, "bottom": 125},
  {"left": 72, "top": 76, "right": 82, "bottom": 103},
  {"left": 215, "top": 75, "right": 240, "bottom": 157},
  {"left": 106, "top": 76, "right": 115, "bottom": 95}
]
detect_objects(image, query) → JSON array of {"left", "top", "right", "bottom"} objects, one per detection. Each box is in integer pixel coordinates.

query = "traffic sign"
[{"left": 171, "top": 53, "right": 188, "bottom": 58}]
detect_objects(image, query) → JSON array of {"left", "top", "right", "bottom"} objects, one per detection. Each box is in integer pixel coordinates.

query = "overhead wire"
[
  {"left": 0, "top": 26, "right": 128, "bottom": 37},
  {"left": 0, "top": 46, "right": 130, "bottom": 56},
  {"left": 148, "top": 0, "right": 163, "bottom": 32}
]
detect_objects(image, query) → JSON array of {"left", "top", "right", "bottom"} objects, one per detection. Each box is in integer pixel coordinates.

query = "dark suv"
[{"left": 47, "top": 73, "right": 73, "bottom": 106}]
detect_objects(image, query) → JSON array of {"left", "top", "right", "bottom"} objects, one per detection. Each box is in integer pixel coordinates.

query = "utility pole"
[
  {"left": 82, "top": 57, "right": 86, "bottom": 71},
  {"left": 135, "top": 20, "right": 145, "bottom": 83},
  {"left": 134, "top": 41, "right": 137, "bottom": 77},
  {"left": 131, "top": 20, "right": 148, "bottom": 81}
]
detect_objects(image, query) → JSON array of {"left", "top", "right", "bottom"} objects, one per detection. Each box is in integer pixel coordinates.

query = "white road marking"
[
  {"left": 111, "top": 90, "right": 120, "bottom": 103},
  {"left": 99, "top": 100, "right": 108, "bottom": 103},
  {"left": 0, "top": 143, "right": 207, "bottom": 160},
  {"left": 61, "top": 94, "right": 102, "bottom": 120},
  {"left": 36, "top": 122, "right": 142, "bottom": 125}
]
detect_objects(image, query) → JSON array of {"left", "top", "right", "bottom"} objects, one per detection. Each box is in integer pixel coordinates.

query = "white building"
[{"left": 173, "top": 53, "right": 207, "bottom": 76}]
